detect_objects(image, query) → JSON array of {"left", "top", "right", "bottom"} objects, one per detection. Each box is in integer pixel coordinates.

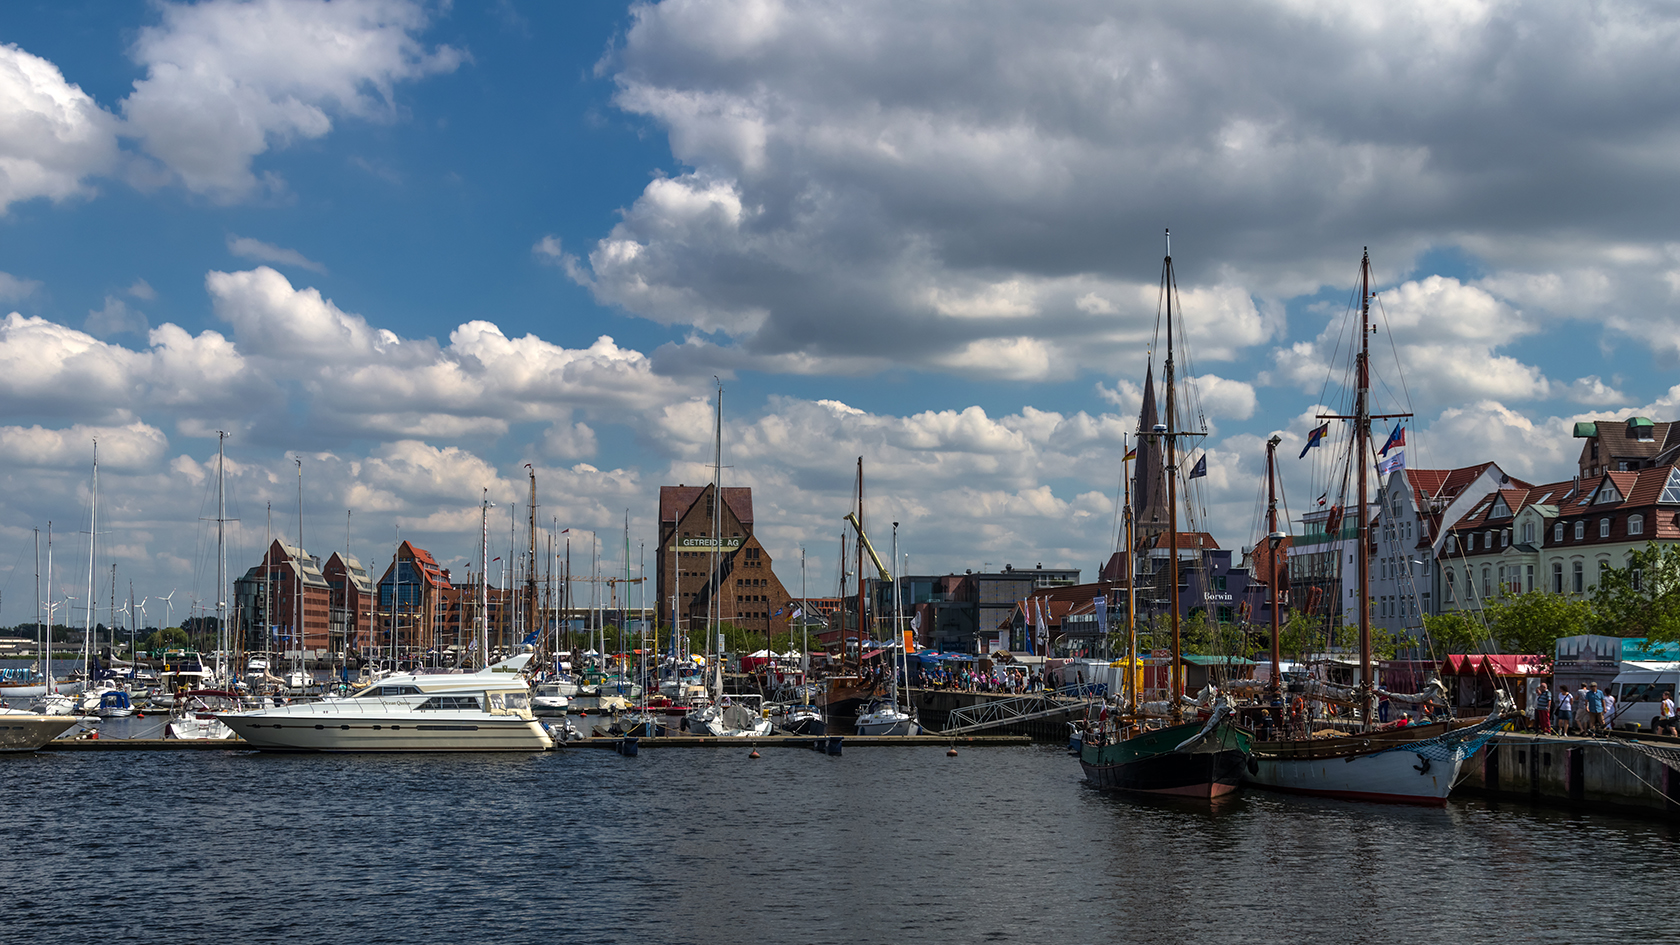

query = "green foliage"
[
  {"left": 1422, "top": 611, "right": 1487, "bottom": 654},
  {"left": 1588, "top": 542, "right": 1680, "bottom": 643},
  {"left": 1180, "top": 609, "right": 1246, "bottom": 656},
  {"left": 143, "top": 626, "right": 190, "bottom": 654},
  {"left": 1483, "top": 590, "right": 1589, "bottom": 662},
  {"left": 1277, "top": 610, "right": 1322, "bottom": 662}
]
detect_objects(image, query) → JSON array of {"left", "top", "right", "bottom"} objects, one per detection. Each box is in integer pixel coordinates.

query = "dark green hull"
[{"left": 1080, "top": 720, "right": 1251, "bottom": 798}]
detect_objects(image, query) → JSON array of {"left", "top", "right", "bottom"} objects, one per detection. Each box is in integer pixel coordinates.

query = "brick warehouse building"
[
  {"left": 657, "top": 484, "right": 793, "bottom": 644},
  {"left": 322, "top": 552, "right": 373, "bottom": 653},
  {"left": 233, "top": 540, "right": 332, "bottom": 653}
]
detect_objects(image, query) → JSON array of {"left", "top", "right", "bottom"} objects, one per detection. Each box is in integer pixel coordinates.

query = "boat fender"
[
  {"left": 1246, "top": 757, "right": 1259, "bottom": 775},
  {"left": 1414, "top": 753, "right": 1430, "bottom": 775}
]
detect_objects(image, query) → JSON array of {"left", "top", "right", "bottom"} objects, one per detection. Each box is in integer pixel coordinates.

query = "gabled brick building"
[
  {"left": 233, "top": 539, "right": 331, "bottom": 653},
  {"left": 656, "top": 484, "right": 792, "bottom": 644}
]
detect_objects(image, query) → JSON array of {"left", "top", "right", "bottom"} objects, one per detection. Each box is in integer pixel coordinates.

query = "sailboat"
[
  {"left": 1078, "top": 233, "right": 1251, "bottom": 798},
  {"left": 1241, "top": 249, "right": 1514, "bottom": 805},
  {"left": 854, "top": 517, "right": 921, "bottom": 735}
]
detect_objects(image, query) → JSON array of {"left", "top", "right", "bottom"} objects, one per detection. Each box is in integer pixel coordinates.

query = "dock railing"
[{"left": 939, "top": 685, "right": 1103, "bottom": 735}]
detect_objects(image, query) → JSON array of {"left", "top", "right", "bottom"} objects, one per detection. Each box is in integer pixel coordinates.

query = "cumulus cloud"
[
  {"left": 1271, "top": 275, "right": 1552, "bottom": 410},
  {"left": 122, "top": 0, "right": 463, "bottom": 200},
  {"left": 0, "top": 421, "right": 168, "bottom": 471},
  {"left": 228, "top": 235, "right": 327, "bottom": 273},
  {"left": 565, "top": 0, "right": 1680, "bottom": 381},
  {"left": 0, "top": 271, "right": 43, "bottom": 303},
  {"left": 85, "top": 296, "right": 150, "bottom": 337},
  {"left": 0, "top": 43, "right": 121, "bottom": 213}
]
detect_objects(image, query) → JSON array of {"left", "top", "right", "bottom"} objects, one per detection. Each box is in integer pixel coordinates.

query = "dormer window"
[
  {"left": 1554, "top": 522, "right": 1564, "bottom": 543},
  {"left": 1592, "top": 479, "right": 1624, "bottom": 505},
  {"left": 1574, "top": 521, "right": 1585, "bottom": 540},
  {"left": 1628, "top": 417, "right": 1656, "bottom": 442},
  {"left": 1630, "top": 514, "right": 1645, "bottom": 536},
  {"left": 1600, "top": 517, "right": 1611, "bottom": 538},
  {"left": 1445, "top": 535, "right": 1457, "bottom": 553}
]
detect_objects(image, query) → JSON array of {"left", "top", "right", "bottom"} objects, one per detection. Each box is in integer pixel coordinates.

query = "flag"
[
  {"left": 775, "top": 607, "right": 784, "bottom": 617},
  {"left": 1299, "top": 422, "right": 1330, "bottom": 458},
  {"left": 521, "top": 629, "right": 539, "bottom": 646},
  {"left": 1123, "top": 446, "right": 1137, "bottom": 461},
  {"left": 1094, "top": 595, "right": 1108, "bottom": 636},
  {"left": 1377, "top": 450, "right": 1406, "bottom": 476},
  {"left": 1380, "top": 424, "right": 1405, "bottom": 456},
  {"left": 1035, "top": 596, "right": 1050, "bottom": 650},
  {"left": 910, "top": 612, "right": 922, "bottom": 632},
  {"left": 790, "top": 606, "right": 803, "bottom": 620},
  {"left": 1188, "top": 454, "right": 1208, "bottom": 479},
  {"left": 1316, "top": 491, "right": 1328, "bottom": 507}
]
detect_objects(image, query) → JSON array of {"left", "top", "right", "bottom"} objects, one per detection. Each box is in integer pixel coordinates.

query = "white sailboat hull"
[{"left": 1244, "top": 745, "right": 1465, "bottom": 805}]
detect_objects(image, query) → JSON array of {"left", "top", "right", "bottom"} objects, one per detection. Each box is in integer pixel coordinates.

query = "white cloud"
[
  {"left": 122, "top": 0, "right": 463, "bottom": 200},
  {"left": 85, "top": 296, "right": 150, "bottom": 337},
  {"left": 0, "top": 421, "right": 168, "bottom": 471},
  {"left": 228, "top": 235, "right": 327, "bottom": 273},
  {"left": 0, "top": 43, "right": 120, "bottom": 213},
  {"left": 0, "top": 271, "right": 43, "bottom": 303},
  {"left": 126, "top": 279, "right": 157, "bottom": 300}
]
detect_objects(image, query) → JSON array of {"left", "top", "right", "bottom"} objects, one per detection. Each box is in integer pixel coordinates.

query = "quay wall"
[{"left": 1461, "top": 733, "right": 1680, "bottom": 818}]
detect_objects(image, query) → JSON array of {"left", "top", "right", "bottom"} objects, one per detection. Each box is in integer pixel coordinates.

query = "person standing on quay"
[
  {"left": 1555, "top": 687, "right": 1573, "bottom": 736},
  {"left": 1534, "top": 682, "right": 1551, "bottom": 735},
  {"left": 1583, "top": 682, "right": 1606, "bottom": 737},
  {"left": 1602, "top": 688, "right": 1617, "bottom": 733},
  {"left": 1656, "top": 691, "right": 1678, "bottom": 737},
  {"left": 1576, "top": 683, "right": 1590, "bottom": 735}
]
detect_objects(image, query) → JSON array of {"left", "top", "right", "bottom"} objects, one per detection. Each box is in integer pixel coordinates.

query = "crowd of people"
[
  {"left": 1530, "top": 680, "right": 1678, "bottom": 737},
  {"left": 915, "top": 665, "right": 1044, "bottom": 694}
]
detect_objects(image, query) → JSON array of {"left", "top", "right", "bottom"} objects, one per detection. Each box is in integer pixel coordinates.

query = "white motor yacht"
[
  {"left": 854, "top": 699, "right": 921, "bottom": 736},
  {"left": 0, "top": 706, "right": 81, "bottom": 751},
  {"left": 218, "top": 654, "right": 552, "bottom": 751},
  {"left": 165, "top": 690, "right": 239, "bottom": 740}
]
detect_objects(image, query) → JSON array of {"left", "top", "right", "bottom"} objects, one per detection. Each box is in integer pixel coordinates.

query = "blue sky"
[{"left": 2, "top": 0, "right": 1678, "bottom": 627}]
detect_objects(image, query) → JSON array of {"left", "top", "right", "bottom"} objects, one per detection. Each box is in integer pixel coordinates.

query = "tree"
[
  {"left": 1483, "top": 590, "right": 1589, "bottom": 663},
  {"left": 1277, "top": 610, "right": 1324, "bottom": 662},
  {"left": 1422, "top": 611, "right": 1487, "bottom": 655},
  {"left": 1589, "top": 541, "right": 1680, "bottom": 643}
]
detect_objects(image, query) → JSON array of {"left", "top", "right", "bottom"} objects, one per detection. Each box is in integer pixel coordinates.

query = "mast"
[
  {"left": 84, "top": 439, "right": 97, "bottom": 679},
  {"left": 45, "top": 523, "right": 54, "bottom": 691},
  {"left": 1162, "top": 233, "right": 1182, "bottom": 724},
  {"left": 264, "top": 503, "right": 272, "bottom": 662},
  {"left": 1356, "top": 249, "right": 1373, "bottom": 727},
  {"left": 216, "top": 432, "right": 228, "bottom": 685},
  {"left": 710, "top": 378, "right": 723, "bottom": 696},
  {"left": 479, "top": 490, "right": 491, "bottom": 668},
  {"left": 295, "top": 458, "right": 304, "bottom": 677},
  {"left": 527, "top": 465, "right": 538, "bottom": 648},
  {"left": 1265, "top": 434, "right": 1283, "bottom": 688},
  {"left": 34, "top": 527, "right": 42, "bottom": 685},
  {"left": 1124, "top": 440, "right": 1136, "bottom": 718},
  {"left": 855, "top": 457, "right": 865, "bottom": 676}
]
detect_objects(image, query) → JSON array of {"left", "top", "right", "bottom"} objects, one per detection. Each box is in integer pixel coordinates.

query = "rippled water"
[{"left": 3, "top": 735, "right": 1678, "bottom": 944}]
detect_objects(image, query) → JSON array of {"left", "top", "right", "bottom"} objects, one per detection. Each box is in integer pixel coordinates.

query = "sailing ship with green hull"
[{"left": 1079, "top": 232, "right": 1251, "bottom": 799}]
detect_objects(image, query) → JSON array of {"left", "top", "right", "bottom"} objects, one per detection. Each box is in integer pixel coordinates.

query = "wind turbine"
[{"left": 159, "top": 588, "right": 177, "bottom": 630}]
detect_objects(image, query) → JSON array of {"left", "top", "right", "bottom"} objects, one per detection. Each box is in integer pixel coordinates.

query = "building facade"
[{"left": 656, "top": 484, "right": 793, "bottom": 647}]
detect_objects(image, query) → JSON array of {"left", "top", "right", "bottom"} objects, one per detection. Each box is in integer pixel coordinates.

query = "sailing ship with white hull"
[
  {"left": 1241, "top": 249, "right": 1512, "bottom": 805},
  {"left": 1079, "top": 233, "right": 1251, "bottom": 798}
]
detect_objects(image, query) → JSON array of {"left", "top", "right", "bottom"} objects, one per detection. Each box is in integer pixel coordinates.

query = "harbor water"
[{"left": 3, "top": 733, "right": 1679, "bottom": 943}]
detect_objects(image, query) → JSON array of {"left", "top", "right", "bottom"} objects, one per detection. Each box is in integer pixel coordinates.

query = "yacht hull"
[
  {"left": 1241, "top": 720, "right": 1491, "bottom": 806},
  {"left": 221, "top": 713, "right": 553, "bottom": 751},
  {"left": 0, "top": 713, "right": 80, "bottom": 751}
]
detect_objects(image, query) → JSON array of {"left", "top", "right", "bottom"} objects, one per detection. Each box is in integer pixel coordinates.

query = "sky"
[{"left": 2, "top": 0, "right": 1679, "bottom": 629}]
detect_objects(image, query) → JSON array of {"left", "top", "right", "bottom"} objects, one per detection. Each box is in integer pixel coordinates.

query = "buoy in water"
[
  {"left": 946, "top": 747, "right": 958, "bottom": 757},
  {"left": 749, "top": 749, "right": 761, "bottom": 758}
]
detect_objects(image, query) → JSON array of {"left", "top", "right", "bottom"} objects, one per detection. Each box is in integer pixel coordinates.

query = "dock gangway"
[{"left": 938, "top": 685, "right": 1103, "bottom": 736}]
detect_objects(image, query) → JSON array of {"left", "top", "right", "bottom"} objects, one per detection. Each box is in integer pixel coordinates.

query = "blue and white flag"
[
  {"left": 1188, "top": 454, "right": 1208, "bottom": 479},
  {"left": 1377, "top": 450, "right": 1406, "bottom": 476}
]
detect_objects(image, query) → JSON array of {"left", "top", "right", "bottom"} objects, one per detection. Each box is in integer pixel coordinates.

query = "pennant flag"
[
  {"left": 1188, "top": 454, "right": 1208, "bottom": 479},
  {"left": 1094, "top": 595, "right": 1109, "bottom": 636},
  {"left": 1299, "top": 422, "right": 1330, "bottom": 458},
  {"left": 1380, "top": 424, "right": 1406, "bottom": 457},
  {"left": 1377, "top": 450, "right": 1406, "bottom": 476}
]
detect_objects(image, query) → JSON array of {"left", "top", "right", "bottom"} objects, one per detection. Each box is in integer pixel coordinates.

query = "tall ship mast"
[
  {"left": 1242, "top": 248, "right": 1516, "bottom": 805},
  {"left": 1078, "top": 231, "right": 1251, "bottom": 798}
]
